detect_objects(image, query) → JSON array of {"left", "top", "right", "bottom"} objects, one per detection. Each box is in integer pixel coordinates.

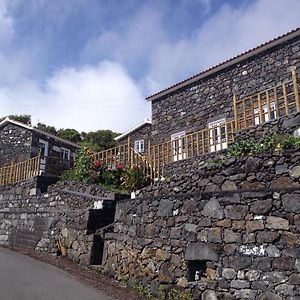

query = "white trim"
[
  {"left": 146, "top": 28, "right": 300, "bottom": 102},
  {"left": 61, "top": 147, "right": 71, "bottom": 160},
  {"left": 134, "top": 140, "right": 145, "bottom": 153},
  {"left": 0, "top": 117, "right": 80, "bottom": 148},
  {"left": 171, "top": 131, "right": 186, "bottom": 161},
  {"left": 115, "top": 119, "right": 152, "bottom": 141},
  {"left": 208, "top": 118, "right": 228, "bottom": 152}
]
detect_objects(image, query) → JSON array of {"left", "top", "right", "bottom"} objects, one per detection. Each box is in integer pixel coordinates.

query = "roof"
[
  {"left": 0, "top": 117, "right": 80, "bottom": 148},
  {"left": 146, "top": 28, "right": 300, "bottom": 102},
  {"left": 115, "top": 119, "right": 152, "bottom": 141}
]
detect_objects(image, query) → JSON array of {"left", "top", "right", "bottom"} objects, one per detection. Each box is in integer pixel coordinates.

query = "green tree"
[
  {"left": 57, "top": 128, "right": 82, "bottom": 144},
  {"left": 82, "top": 130, "right": 119, "bottom": 152},
  {"left": 36, "top": 122, "right": 57, "bottom": 135},
  {"left": 0, "top": 114, "right": 31, "bottom": 125}
]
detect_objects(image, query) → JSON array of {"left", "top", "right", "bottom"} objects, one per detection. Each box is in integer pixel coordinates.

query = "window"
[
  {"left": 187, "top": 260, "right": 207, "bottom": 281},
  {"left": 171, "top": 131, "right": 186, "bottom": 161},
  {"left": 61, "top": 147, "right": 71, "bottom": 160},
  {"left": 134, "top": 140, "right": 145, "bottom": 153},
  {"left": 254, "top": 102, "right": 277, "bottom": 125},
  {"left": 208, "top": 118, "right": 227, "bottom": 152},
  {"left": 38, "top": 139, "right": 49, "bottom": 157}
]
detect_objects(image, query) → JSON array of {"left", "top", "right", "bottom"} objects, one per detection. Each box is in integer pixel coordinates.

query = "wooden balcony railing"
[
  {"left": 0, "top": 155, "right": 41, "bottom": 186},
  {"left": 233, "top": 68, "right": 300, "bottom": 131},
  {"left": 148, "top": 121, "right": 236, "bottom": 178},
  {"left": 1, "top": 69, "right": 298, "bottom": 185},
  {"left": 93, "top": 146, "right": 151, "bottom": 178}
]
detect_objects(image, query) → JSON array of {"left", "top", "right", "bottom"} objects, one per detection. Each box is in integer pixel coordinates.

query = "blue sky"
[{"left": 1, "top": 0, "right": 299, "bottom": 133}]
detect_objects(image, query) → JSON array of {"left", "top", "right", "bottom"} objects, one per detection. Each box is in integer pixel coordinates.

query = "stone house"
[
  {"left": 147, "top": 28, "right": 300, "bottom": 154},
  {"left": 115, "top": 119, "right": 152, "bottom": 154},
  {"left": 0, "top": 117, "right": 80, "bottom": 175}
]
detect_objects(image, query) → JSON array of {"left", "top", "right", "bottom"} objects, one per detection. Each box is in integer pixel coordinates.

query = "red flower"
[
  {"left": 95, "top": 160, "right": 101, "bottom": 168},
  {"left": 117, "top": 162, "right": 124, "bottom": 170}
]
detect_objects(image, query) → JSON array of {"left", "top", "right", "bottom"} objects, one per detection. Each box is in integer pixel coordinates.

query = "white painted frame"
[
  {"left": 208, "top": 118, "right": 227, "bottom": 152},
  {"left": 171, "top": 131, "right": 186, "bottom": 161}
]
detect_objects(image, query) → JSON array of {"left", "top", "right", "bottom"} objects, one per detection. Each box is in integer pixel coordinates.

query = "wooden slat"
[{"left": 282, "top": 83, "right": 289, "bottom": 115}]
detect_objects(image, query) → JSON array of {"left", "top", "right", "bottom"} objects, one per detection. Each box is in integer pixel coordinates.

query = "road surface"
[{"left": 0, "top": 247, "right": 115, "bottom": 300}]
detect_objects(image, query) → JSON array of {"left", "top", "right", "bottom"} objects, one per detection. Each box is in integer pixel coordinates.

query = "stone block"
[
  {"left": 201, "top": 290, "right": 217, "bottom": 300},
  {"left": 289, "top": 166, "right": 300, "bottom": 179},
  {"left": 272, "top": 257, "right": 295, "bottom": 271},
  {"left": 262, "top": 272, "right": 286, "bottom": 284},
  {"left": 234, "top": 289, "right": 257, "bottom": 299},
  {"left": 228, "top": 256, "right": 251, "bottom": 270},
  {"left": 221, "top": 181, "right": 238, "bottom": 191},
  {"left": 185, "top": 242, "right": 218, "bottom": 261},
  {"left": 282, "top": 193, "right": 300, "bottom": 213},
  {"left": 207, "top": 227, "right": 222, "bottom": 243},
  {"left": 224, "top": 205, "right": 248, "bottom": 220},
  {"left": 266, "top": 245, "right": 281, "bottom": 258},
  {"left": 257, "top": 291, "right": 282, "bottom": 300},
  {"left": 222, "top": 268, "right": 236, "bottom": 279},
  {"left": 224, "top": 229, "right": 241, "bottom": 243},
  {"left": 201, "top": 199, "right": 224, "bottom": 219},
  {"left": 250, "top": 199, "right": 272, "bottom": 214},
  {"left": 246, "top": 220, "right": 264, "bottom": 233},
  {"left": 266, "top": 216, "right": 289, "bottom": 230},
  {"left": 157, "top": 199, "right": 173, "bottom": 217}
]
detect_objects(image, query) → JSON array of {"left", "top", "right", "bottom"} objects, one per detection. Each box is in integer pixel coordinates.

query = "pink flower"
[{"left": 95, "top": 160, "right": 101, "bottom": 168}]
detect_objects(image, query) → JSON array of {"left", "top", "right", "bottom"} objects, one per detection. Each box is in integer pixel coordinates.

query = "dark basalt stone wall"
[
  {"left": 117, "top": 123, "right": 152, "bottom": 153},
  {"left": 103, "top": 149, "right": 300, "bottom": 299},
  {"left": 0, "top": 123, "right": 32, "bottom": 166},
  {"left": 0, "top": 179, "right": 117, "bottom": 266},
  {"left": 151, "top": 36, "right": 300, "bottom": 144}
]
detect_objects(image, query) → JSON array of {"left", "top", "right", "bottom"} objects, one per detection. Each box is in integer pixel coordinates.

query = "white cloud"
[
  {"left": 143, "top": 0, "right": 300, "bottom": 94},
  {"left": 0, "top": 0, "right": 14, "bottom": 45},
  {"left": 1, "top": 61, "right": 150, "bottom": 133}
]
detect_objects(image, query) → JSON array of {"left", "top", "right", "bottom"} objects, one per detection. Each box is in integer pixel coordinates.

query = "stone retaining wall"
[
  {"left": 140, "top": 149, "right": 300, "bottom": 199},
  {"left": 103, "top": 187, "right": 300, "bottom": 299},
  {"left": 103, "top": 148, "right": 300, "bottom": 299},
  {"left": 0, "top": 179, "right": 116, "bottom": 265}
]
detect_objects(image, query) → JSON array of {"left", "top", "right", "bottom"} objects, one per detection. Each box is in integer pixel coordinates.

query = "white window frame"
[
  {"left": 134, "top": 140, "right": 145, "bottom": 153},
  {"left": 208, "top": 118, "right": 227, "bottom": 153},
  {"left": 61, "top": 147, "right": 71, "bottom": 160},
  {"left": 254, "top": 102, "right": 277, "bottom": 125},
  {"left": 171, "top": 131, "right": 186, "bottom": 162},
  {"left": 38, "top": 139, "right": 49, "bottom": 173}
]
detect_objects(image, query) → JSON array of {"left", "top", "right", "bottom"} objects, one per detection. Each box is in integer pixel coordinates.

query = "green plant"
[
  {"left": 60, "top": 146, "right": 94, "bottom": 182},
  {"left": 255, "top": 132, "right": 279, "bottom": 153},
  {"left": 121, "top": 165, "right": 150, "bottom": 192},
  {"left": 167, "top": 289, "right": 193, "bottom": 300},
  {"left": 226, "top": 138, "right": 257, "bottom": 157},
  {"left": 282, "top": 135, "right": 300, "bottom": 149},
  {"left": 158, "top": 286, "right": 193, "bottom": 300},
  {"left": 133, "top": 282, "right": 152, "bottom": 298},
  {"left": 226, "top": 132, "right": 300, "bottom": 157},
  {"left": 120, "top": 274, "right": 129, "bottom": 287}
]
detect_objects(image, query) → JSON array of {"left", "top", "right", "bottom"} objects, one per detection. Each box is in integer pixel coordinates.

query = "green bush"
[
  {"left": 61, "top": 147, "right": 150, "bottom": 193},
  {"left": 121, "top": 165, "right": 151, "bottom": 192},
  {"left": 226, "top": 132, "right": 300, "bottom": 157},
  {"left": 158, "top": 286, "right": 193, "bottom": 300}
]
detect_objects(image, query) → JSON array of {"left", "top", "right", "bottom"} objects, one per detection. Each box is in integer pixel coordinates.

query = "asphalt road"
[{"left": 0, "top": 247, "right": 115, "bottom": 300}]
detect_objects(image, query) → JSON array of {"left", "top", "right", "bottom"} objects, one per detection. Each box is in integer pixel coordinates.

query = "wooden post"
[
  {"left": 257, "top": 94, "right": 263, "bottom": 124},
  {"left": 233, "top": 94, "right": 238, "bottom": 131},
  {"left": 282, "top": 83, "right": 289, "bottom": 115},
  {"left": 127, "top": 135, "right": 131, "bottom": 166},
  {"left": 266, "top": 90, "right": 272, "bottom": 121},
  {"left": 292, "top": 67, "right": 300, "bottom": 112},
  {"left": 242, "top": 99, "right": 247, "bottom": 128},
  {"left": 274, "top": 87, "right": 280, "bottom": 118}
]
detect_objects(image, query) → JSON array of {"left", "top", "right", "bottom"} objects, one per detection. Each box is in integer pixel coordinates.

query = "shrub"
[{"left": 121, "top": 165, "right": 151, "bottom": 192}]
